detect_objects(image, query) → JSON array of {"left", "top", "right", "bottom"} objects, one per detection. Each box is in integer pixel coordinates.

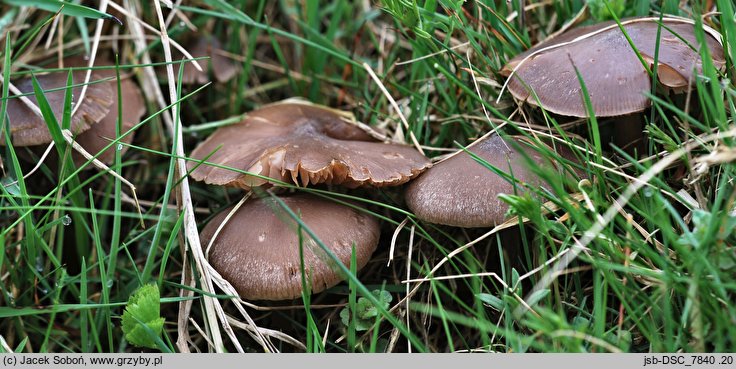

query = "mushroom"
[
  {"left": 173, "top": 36, "right": 239, "bottom": 85},
  {"left": 188, "top": 100, "right": 431, "bottom": 189},
  {"left": 200, "top": 193, "right": 380, "bottom": 300},
  {"left": 500, "top": 17, "right": 726, "bottom": 118},
  {"left": 0, "top": 71, "right": 114, "bottom": 146},
  {"left": 62, "top": 57, "right": 146, "bottom": 165},
  {"left": 405, "top": 134, "right": 580, "bottom": 228}
]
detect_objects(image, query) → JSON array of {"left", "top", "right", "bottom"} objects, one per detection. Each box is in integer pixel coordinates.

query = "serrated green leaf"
[
  {"left": 357, "top": 298, "right": 377, "bottom": 319},
  {"left": 375, "top": 290, "right": 392, "bottom": 305},
  {"left": 339, "top": 307, "right": 350, "bottom": 327},
  {"left": 616, "top": 330, "right": 632, "bottom": 351},
  {"left": 125, "top": 318, "right": 165, "bottom": 349},
  {"left": 340, "top": 289, "right": 393, "bottom": 331},
  {"left": 121, "top": 284, "right": 164, "bottom": 349}
]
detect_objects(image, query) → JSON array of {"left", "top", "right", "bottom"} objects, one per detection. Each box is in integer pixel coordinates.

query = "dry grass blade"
[
  {"left": 0, "top": 335, "right": 12, "bottom": 353},
  {"left": 107, "top": 1, "right": 203, "bottom": 72},
  {"left": 2, "top": 143, "right": 54, "bottom": 188},
  {"left": 363, "top": 62, "right": 425, "bottom": 154},
  {"left": 390, "top": 193, "right": 585, "bottom": 315},
  {"left": 149, "top": 0, "right": 226, "bottom": 352},
  {"left": 60, "top": 129, "right": 144, "bottom": 227},
  {"left": 226, "top": 316, "right": 305, "bottom": 351},
  {"left": 466, "top": 48, "right": 507, "bottom": 147},
  {"left": 149, "top": 0, "right": 270, "bottom": 353},
  {"left": 405, "top": 224, "right": 415, "bottom": 353},
  {"left": 388, "top": 217, "right": 408, "bottom": 266},
  {"left": 204, "top": 192, "right": 251, "bottom": 258},
  {"left": 394, "top": 42, "right": 469, "bottom": 66},
  {"left": 0, "top": 74, "right": 43, "bottom": 118},
  {"left": 69, "top": 0, "right": 108, "bottom": 119}
]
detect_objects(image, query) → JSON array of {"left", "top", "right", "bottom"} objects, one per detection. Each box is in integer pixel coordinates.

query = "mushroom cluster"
[
  {"left": 193, "top": 17, "right": 728, "bottom": 301},
  {"left": 404, "top": 17, "right": 725, "bottom": 229},
  {"left": 1, "top": 57, "right": 145, "bottom": 166},
  {"left": 191, "top": 100, "right": 431, "bottom": 301}
]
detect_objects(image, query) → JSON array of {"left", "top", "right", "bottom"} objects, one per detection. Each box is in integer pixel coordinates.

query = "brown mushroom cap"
[
  {"left": 63, "top": 59, "right": 146, "bottom": 165},
  {"left": 200, "top": 193, "right": 380, "bottom": 301},
  {"left": 174, "top": 36, "right": 238, "bottom": 85},
  {"left": 501, "top": 17, "right": 726, "bottom": 117},
  {"left": 188, "top": 101, "right": 432, "bottom": 189},
  {"left": 1, "top": 71, "right": 114, "bottom": 146},
  {"left": 405, "top": 135, "right": 579, "bottom": 228}
]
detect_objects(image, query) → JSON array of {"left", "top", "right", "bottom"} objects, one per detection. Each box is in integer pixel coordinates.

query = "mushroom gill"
[{"left": 188, "top": 100, "right": 431, "bottom": 189}]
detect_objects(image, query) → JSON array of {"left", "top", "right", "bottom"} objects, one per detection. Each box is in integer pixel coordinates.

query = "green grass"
[{"left": 0, "top": 0, "right": 735, "bottom": 354}]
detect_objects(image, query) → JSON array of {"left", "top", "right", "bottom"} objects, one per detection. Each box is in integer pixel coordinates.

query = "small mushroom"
[
  {"left": 1, "top": 71, "right": 114, "bottom": 146},
  {"left": 200, "top": 193, "right": 380, "bottom": 300},
  {"left": 405, "top": 134, "right": 580, "bottom": 228},
  {"left": 501, "top": 17, "right": 726, "bottom": 117},
  {"left": 188, "top": 100, "right": 431, "bottom": 189},
  {"left": 63, "top": 57, "right": 146, "bottom": 165},
  {"left": 173, "top": 36, "right": 239, "bottom": 85}
]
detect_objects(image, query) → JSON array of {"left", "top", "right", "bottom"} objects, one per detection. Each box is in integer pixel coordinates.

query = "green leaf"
[
  {"left": 476, "top": 293, "right": 504, "bottom": 311},
  {"left": 121, "top": 284, "right": 165, "bottom": 349},
  {"left": 586, "top": 0, "right": 625, "bottom": 20},
  {"left": 359, "top": 290, "right": 392, "bottom": 319},
  {"left": 0, "top": 8, "right": 17, "bottom": 35},
  {"left": 1, "top": 176, "right": 20, "bottom": 196},
  {"left": 340, "top": 289, "right": 393, "bottom": 331},
  {"left": 29, "top": 74, "right": 67, "bottom": 161},
  {"left": 572, "top": 316, "right": 591, "bottom": 331},
  {"left": 4, "top": 0, "right": 121, "bottom": 23},
  {"left": 616, "top": 330, "right": 632, "bottom": 351},
  {"left": 511, "top": 268, "right": 521, "bottom": 294},
  {"left": 526, "top": 289, "right": 551, "bottom": 307}
]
